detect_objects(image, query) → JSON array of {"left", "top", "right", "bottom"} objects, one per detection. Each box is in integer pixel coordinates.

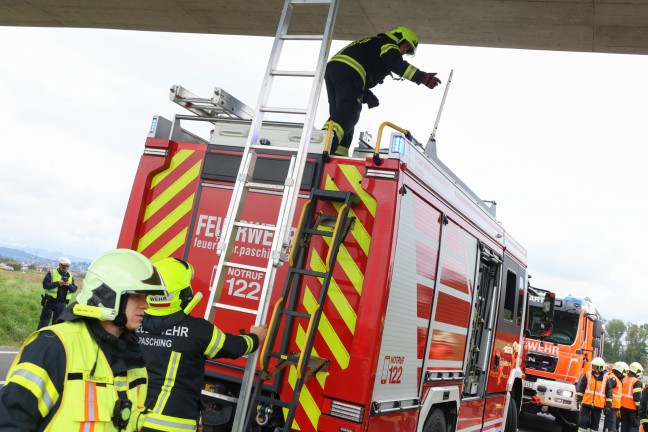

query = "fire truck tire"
[
  {"left": 422, "top": 408, "right": 446, "bottom": 432},
  {"left": 504, "top": 398, "right": 518, "bottom": 432}
]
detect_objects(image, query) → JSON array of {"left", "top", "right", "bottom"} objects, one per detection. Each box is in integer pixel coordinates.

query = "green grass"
[{"left": 0, "top": 271, "right": 83, "bottom": 346}]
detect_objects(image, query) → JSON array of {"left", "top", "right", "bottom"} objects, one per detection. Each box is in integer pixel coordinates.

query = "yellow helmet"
[
  {"left": 612, "top": 361, "right": 627, "bottom": 375},
  {"left": 629, "top": 362, "right": 644, "bottom": 376},
  {"left": 385, "top": 25, "right": 419, "bottom": 55},
  {"left": 147, "top": 257, "right": 195, "bottom": 316}
]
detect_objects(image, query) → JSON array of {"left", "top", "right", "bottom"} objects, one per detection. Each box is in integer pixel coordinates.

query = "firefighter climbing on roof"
[
  {"left": 576, "top": 356, "right": 613, "bottom": 432},
  {"left": 323, "top": 25, "right": 441, "bottom": 156},
  {"left": 621, "top": 362, "right": 644, "bottom": 432},
  {"left": 137, "top": 257, "right": 268, "bottom": 431}
]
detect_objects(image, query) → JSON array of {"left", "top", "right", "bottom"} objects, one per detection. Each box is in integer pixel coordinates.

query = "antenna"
[{"left": 425, "top": 69, "right": 454, "bottom": 158}]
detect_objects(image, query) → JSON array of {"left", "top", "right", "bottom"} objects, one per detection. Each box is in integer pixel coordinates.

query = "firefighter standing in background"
[
  {"left": 576, "top": 356, "right": 613, "bottom": 432},
  {"left": 37, "top": 256, "right": 78, "bottom": 329},
  {"left": 605, "top": 362, "right": 629, "bottom": 432},
  {"left": 638, "top": 383, "right": 648, "bottom": 432},
  {"left": 323, "top": 25, "right": 441, "bottom": 156},
  {"left": 137, "top": 257, "right": 268, "bottom": 431},
  {"left": 621, "top": 362, "right": 644, "bottom": 432},
  {"left": 0, "top": 249, "right": 167, "bottom": 431}
]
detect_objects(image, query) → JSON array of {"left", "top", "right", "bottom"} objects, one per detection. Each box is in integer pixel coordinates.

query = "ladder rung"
[
  {"left": 281, "top": 309, "right": 311, "bottom": 319},
  {"left": 250, "top": 144, "right": 299, "bottom": 153},
  {"left": 301, "top": 228, "right": 333, "bottom": 237},
  {"left": 281, "top": 34, "right": 324, "bottom": 41},
  {"left": 269, "top": 352, "right": 301, "bottom": 363},
  {"left": 290, "top": 268, "right": 328, "bottom": 278},
  {"left": 245, "top": 181, "right": 286, "bottom": 192},
  {"left": 256, "top": 394, "right": 290, "bottom": 408},
  {"left": 224, "top": 261, "right": 269, "bottom": 273},
  {"left": 233, "top": 221, "right": 278, "bottom": 232},
  {"left": 290, "top": 0, "right": 332, "bottom": 4},
  {"left": 261, "top": 106, "right": 308, "bottom": 115},
  {"left": 312, "top": 189, "right": 359, "bottom": 203},
  {"left": 270, "top": 69, "right": 316, "bottom": 78},
  {"left": 213, "top": 302, "right": 260, "bottom": 315}
]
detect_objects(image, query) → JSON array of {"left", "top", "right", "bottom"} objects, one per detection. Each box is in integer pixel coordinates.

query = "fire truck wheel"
[
  {"left": 422, "top": 408, "right": 446, "bottom": 432},
  {"left": 504, "top": 398, "right": 518, "bottom": 432}
]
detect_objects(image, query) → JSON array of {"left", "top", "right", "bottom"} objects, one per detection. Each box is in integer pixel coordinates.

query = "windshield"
[{"left": 527, "top": 305, "right": 580, "bottom": 345}]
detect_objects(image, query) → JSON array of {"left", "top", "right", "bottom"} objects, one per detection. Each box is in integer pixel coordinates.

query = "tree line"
[{"left": 604, "top": 319, "right": 648, "bottom": 366}]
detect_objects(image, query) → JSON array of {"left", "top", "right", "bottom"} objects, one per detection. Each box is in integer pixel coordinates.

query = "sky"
[{"left": 1, "top": 26, "right": 647, "bottom": 325}]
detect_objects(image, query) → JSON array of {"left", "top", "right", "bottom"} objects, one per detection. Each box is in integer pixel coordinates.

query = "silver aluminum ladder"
[{"left": 201, "top": 0, "right": 340, "bottom": 431}]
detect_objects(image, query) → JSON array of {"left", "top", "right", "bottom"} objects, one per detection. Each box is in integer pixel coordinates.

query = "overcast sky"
[{"left": 1, "top": 27, "right": 647, "bottom": 325}]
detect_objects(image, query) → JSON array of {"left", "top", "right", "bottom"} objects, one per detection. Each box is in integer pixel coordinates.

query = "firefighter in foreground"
[
  {"left": 605, "top": 362, "right": 629, "bottom": 432},
  {"left": 621, "top": 362, "right": 644, "bottom": 432},
  {"left": 0, "top": 249, "right": 166, "bottom": 431},
  {"left": 323, "top": 25, "right": 441, "bottom": 156},
  {"left": 639, "top": 384, "right": 648, "bottom": 432},
  {"left": 37, "top": 256, "right": 78, "bottom": 329},
  {"left": 576, "top": 356, "right": 613, "bottom": 432},
  {"left": 137, "top": 257, "right": 268, "bottom": 431}
]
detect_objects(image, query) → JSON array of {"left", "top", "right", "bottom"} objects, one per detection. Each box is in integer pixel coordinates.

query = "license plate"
[{"left": 524, "top": 381, "right": 534, "bottom": 388}]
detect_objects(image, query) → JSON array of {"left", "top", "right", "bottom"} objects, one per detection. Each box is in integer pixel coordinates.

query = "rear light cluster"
[{"left": 329, "top": 400, "right": 365, "bottom": 423}]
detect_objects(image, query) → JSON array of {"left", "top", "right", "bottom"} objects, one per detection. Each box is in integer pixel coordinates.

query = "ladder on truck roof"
[{"left": 201, "top": 0, "right": 341, "bottom": 430}]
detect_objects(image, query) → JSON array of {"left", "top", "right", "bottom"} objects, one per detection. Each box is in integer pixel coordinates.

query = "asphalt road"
[{"left": 0, "top": 347, "right": 18, "bottom": 387}]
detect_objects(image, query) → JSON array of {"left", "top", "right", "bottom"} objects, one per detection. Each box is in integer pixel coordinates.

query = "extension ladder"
[{"left": 200, "top": 0, "right": 341, "bottom": 430}]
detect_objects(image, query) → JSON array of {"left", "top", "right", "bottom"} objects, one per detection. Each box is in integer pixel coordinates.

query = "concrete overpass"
[{"left": 1, "top": 0, "right": 648, "bottom": 55}]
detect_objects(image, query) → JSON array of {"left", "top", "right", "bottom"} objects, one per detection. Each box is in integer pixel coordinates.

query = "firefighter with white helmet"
[
  {"left": 37, "top": 256, "right": 78, "bottom": 329},
  {"left": 323, "top": 25, "right": 442, "bottom": 156},
  {"left": 576, "top": 356, "right": 613, "bottom": 432},
  {"left": 137, "top": 257, "right": 267, "bottom": 431},
  {"left": 621, "top": 362, "right": 645, "bottom": 432},
  {"left": 0, "top": 249, "right": 166, "bottom": 431},
  {"left": 605, "top": 362, "right": 629, "bottom": 432}
]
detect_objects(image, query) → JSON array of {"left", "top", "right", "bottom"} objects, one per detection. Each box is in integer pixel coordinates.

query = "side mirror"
[
  {"left": 540, "top": 292, "right": 555, "bottom": 336},
  {"left": 524, "top": 329, "right": 531, "bottom": 337},
  {"left": 593, "top": 318, "right": 603, "bottom": 339}
]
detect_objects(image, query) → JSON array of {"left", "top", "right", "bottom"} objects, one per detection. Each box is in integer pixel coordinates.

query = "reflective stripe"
[
  {"left": 242, "top": 335, "right": 254, "bottom": 355},
  {"left": 7, "top": 364, "right": 59, "bottom": 417},
  {"left": 143, "top": 412, "right": 197, "bottom": 431},
  {"left": 402, "top": 64, "right": 418, "bottom": 81},
  {"left": 205, "top": 328, "right": 225, "bottom": 358},
  {"left": 322, "top": 121, "right": 344, "bottom": 143},
  {"left": 154, "top": 351, "right": 182, "bottom": 414},
  {"left": 78, "top": 380, "right": 98, "bottom": 431},
  {"left": 114, "top": 375, "right": 128, "bottom": 392},
  {"left": 380, "top": 42, "right": 399, "bottom": 56},
  {"left": 329, "top": 54, "right": 366, "bottom": 87},
  {"left": 622, "top": 376, "right": 639, "bottom": 409}
]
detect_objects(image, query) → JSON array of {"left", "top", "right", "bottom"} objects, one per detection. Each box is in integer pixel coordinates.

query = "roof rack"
[{"left": 169, "top": 85, "right": 254, "bottom": 120}]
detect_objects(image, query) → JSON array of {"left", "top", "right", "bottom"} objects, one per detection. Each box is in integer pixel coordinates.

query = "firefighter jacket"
[
  {"left": 576, "top": 371, "right": 612, "bottom": 409},
  {"left": 639, "top": 386, "right": 648, "bottom": 427},
  {"left": 610, "top": 373, "right": 624, "bottom": 409},
  {"left": 42, "top": 268, "right": 77, "bottom": 301},
  {"left": 137, "top": 311, "right": 259, "bottom": 431},
  {"left": 0, "top": 319, "right": 148, "bottom": 431},
  {"left": 622, "top": 374, "right": 643, "bottom": 410},
  {"left": 328, "top": 34, "right": 430, "bottom": 90}
]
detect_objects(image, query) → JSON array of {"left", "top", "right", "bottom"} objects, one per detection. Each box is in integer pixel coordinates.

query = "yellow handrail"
[
  {"left": 290, "top": 199, "right": 312, "bottom": 267},
  {"left": 259, "top": 297, "right": 284, "bottom": 370},
  {"left": 323, "top": 121, "right": 334, "bottom": 154},
  {"left": 325, "top": 203, "right": 348, "bottom": 272},
  {"left": 297, "top": 304, "right": 320, "bottom": 380},
  {"left": 373, "top": 121, "right": 410, "bottom": 165}
]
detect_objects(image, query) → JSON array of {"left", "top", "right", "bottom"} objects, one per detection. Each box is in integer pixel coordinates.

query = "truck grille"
[{"left": 526, "top": 352, "right": 558, "bottom": 373}]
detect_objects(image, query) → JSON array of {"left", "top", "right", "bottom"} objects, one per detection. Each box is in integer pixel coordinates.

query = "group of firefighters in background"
[{"left": 575, "top": 356, "right": 648, "bottom": 432}]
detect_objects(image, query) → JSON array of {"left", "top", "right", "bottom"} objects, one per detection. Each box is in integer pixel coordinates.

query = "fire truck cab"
[{"left": 522, "top": 287, "right": 605, "bottom": 431}]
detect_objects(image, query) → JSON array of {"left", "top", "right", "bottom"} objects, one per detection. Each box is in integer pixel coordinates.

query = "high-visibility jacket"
[
  {"left": 582, "top": 371, "right": 609, "bottom": 408},
  {"left": 43, "top": 268, "right": 76, "bottom": 301},
  {"left": 138, "top": 311, "right": 259, "bottom": 431},
  {"left": 622, "top": 375, "right": 642, "bottom": 410},
  {"left": 610, "top": 375, "right": 623, "bottom": 409},
  {"left": 4, "top": 320, "right": 148, "bottom": 431}
]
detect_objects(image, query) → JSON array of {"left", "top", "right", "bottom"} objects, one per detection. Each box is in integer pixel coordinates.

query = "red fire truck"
[{"left": 118, "top": 85, "right": 528, "bottom": 431}]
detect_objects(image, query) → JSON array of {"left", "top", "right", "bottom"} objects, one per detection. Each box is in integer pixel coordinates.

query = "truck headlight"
[{"left": 557, "top": 390, "right": 573, "bottom": 398}]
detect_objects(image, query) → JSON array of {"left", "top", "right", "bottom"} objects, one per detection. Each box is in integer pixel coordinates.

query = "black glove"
[
  {"left": 421, "top": 72, "right": 441, "bottom": 89},
  {"left": 604, "top": 406, "right": 611, "bottom": 416},
  {"left": 576, "top": 395, "right": 583, "bottom": 404},
  {"left": 363, "top": 91, "right": 379, "bottom": 109}
]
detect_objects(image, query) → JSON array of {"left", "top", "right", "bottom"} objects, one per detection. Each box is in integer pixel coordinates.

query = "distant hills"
[{"left": 0, "top": 246, "right": 91, "bottom": 266}]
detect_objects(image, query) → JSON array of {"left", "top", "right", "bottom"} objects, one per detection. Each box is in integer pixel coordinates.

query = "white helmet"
[
  {"left": 629, "top": 362, "right": 644, "bottom": 376},
  {"left": 591, "top": 357, "right": 606, "bottom": 373},
  {"left": 59, "top": 257, "right": 72, "bottom": 266}
]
